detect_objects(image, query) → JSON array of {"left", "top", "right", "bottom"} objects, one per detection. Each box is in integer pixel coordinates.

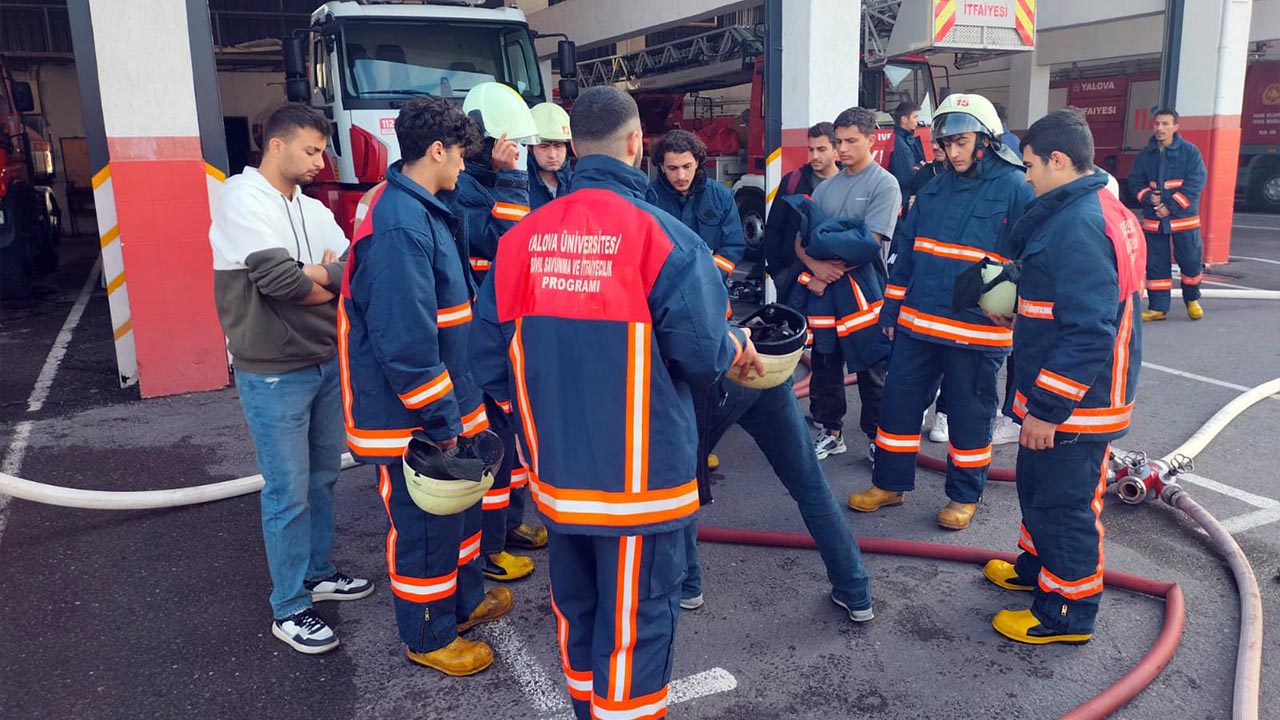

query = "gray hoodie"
[{"left": 209, "top": 167, "right": 349, "bottom": 374}]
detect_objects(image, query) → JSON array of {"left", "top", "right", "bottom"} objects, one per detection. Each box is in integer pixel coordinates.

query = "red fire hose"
[{"left": 698, "top": 525, "right": 1185, "bottom": 720}]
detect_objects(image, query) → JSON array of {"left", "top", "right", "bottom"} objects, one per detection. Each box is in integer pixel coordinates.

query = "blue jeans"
[
  {"left": 686, "top": 378, "right": 872, "bottom": 609},
  {"left": 236, "top": 358, "right": 345, "bottom": 619}
]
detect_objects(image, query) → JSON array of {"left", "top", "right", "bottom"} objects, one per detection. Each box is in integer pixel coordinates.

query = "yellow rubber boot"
[
  {"left": 848, "top": 486, "right": 906, "bottom": 512},
  {"left": 982, "top": 559, "right": 1034, "bottom": 592},
  {"left": 992, "top": 609, "right": 1092, "bottom": 645},
  {"left": 707, "top": 453, "right": 721, "bottom": 471},
  {"left": 1186, "top": 300, "right": 1204, "bottom": 320},
  {"left": 482, "top": 551, "right": 534, "bottom": 581},
  {"left": 506, "top": 524, "right": 548, "bottom": 550},
  {"left": 1141, "top": 309, "right": 1167, "bottom": 322},
  {"left": 406, "top": 636, "right": 494, "bottom": 676},
  {"left": 458, "top": 587, "right": 515, "bottom": 633},
  {"left": 937, "top": 501, "right": 977, "bottom": 530}
]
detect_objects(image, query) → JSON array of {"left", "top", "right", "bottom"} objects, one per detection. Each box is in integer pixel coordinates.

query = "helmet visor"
[{"left": 933, "top": 112, "right": 989, "bottom": 141}]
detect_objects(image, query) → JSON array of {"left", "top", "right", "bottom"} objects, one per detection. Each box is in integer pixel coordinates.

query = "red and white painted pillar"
[
  {"left": 1171, "top": 0, "right": 1253, "bottom": 265},
  {"left": 68, "top": 0, "right": 229, "bottom": 397}
]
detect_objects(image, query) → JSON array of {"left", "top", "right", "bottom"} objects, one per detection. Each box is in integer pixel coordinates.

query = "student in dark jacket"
[
  {"left": 341, "top": 97, "right": 512, "bottom": 676},
  {"left": 762, "top": 122, "right": 842, "bottom": 299},
  {"left": 982, "top": 108, "right": 1144, "bottom": 645},
  {"left": 527, "top": 101, "right": 574, "bottom": 211},
  {"left": 887, "top": 101, "right": 926, "bottom": 199},
  {"left": 647, "top": 129, "right": 746, "bottom": 282}
]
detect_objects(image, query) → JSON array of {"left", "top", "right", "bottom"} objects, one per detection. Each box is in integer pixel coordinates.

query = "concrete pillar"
[
  {"left": 1169, "top": 0, "right": 1253, "bottom": 264},
  {"left": 1007, "top": 48, "right": 1050, "bottom": 133},
  {"left": 68, "top": 0, "right": 228, "bottom": 397},
  {"left": 774, "top": 0, "right": 862, "bottom": 198}
]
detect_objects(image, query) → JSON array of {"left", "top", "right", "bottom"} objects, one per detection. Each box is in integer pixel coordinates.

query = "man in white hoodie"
[{"left": 210, "top": 103, "right": 373, "bottom": 655}]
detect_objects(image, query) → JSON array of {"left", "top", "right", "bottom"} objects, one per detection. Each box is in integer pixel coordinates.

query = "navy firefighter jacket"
[
  {"left": 470, "top": 155, "right": 748, "bottom": 537},
  {"left": 1127, "top": 133, "right": 1206, "bottom": 236},
  {"left": 881, "top": 151, "right": 1035, "bottom": 354},
  {"left": 647, "top": 170, "right": 746, "bottom": 280},
  {"left": 340, "top": 161, "right": 489, "bottom": 463},
  {"left": 444, "top": 160, "right": 530, "bottom": 285},
  {"left": 1006, "top": 171, "right": 1145, "bottom": 443}
]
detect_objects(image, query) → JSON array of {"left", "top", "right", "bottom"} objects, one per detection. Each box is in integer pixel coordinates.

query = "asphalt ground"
[{"left": 1, "top": 213, "right": 1277, "bottom": 719}]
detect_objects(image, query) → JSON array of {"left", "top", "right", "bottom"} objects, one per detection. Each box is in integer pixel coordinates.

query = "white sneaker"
[
  {"left": 272, "top": 609, "right": 339, "bottom": 655},
  {"left": 831, "top": 593, "right": 874, "bottom": 622},
  {"left": 307, "top": 572, "right": 374, "bottom": 602},
  {"left": 815, "top": 431, "right": 848, "bottom": 460},
  {"left": 929, "top": 412, "right": 950, "bottom": 443},
  {"left": 680, "top": 594, "right": 705, "bottom": 610},
  {"left": 992, "top": 415, "right": 1021, "bottom": 445}
]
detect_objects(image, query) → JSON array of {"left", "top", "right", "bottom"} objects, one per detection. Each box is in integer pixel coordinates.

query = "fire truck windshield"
[{"left": 339, "top": 22, "right": 543, "bottom": 104}]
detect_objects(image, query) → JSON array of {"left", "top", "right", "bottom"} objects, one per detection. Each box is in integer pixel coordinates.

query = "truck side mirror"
[
  {"left": 559, "top": 77, "right": 579, "bottom": 101},
  {"left": 284, "top": 36, "right": 309, "bottom": 102},
  {"left": 11, "top": 81, "right": 35, "bottom": 114},
  {"left": 558, "top": 40, "right": 578, "bottom": 79}
]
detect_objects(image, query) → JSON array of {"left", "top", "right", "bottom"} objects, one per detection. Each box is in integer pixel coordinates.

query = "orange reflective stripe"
[
  {"left": 836, "top": 302, "right": 882, "bottom": 336},
  {"left": 899, "top": 307, "right": 1012, "bottom": 347},
  {"left": 337, "top": 304, "right": 356, "bottom": 428},
  {"left": 808, "top": 315, "right": 836, "bottom": 329},
  {"left": 609, "top": 535, "right": 642, "bottom": 704},
  {"left": 805, "top": 329, "right": 814, "bottom": 347},
  {"left": 712, "top": 254, "right": 736, "bottom": 274},
  {"left": 1163, "top": 179, "right": 1183, "bottom": 189},
  {"left": 492, "top": 202, "right": 530, "bottom": 222},
  {"left": 1111, "top": 297, "right": 1134, "bottom": 408},
  {"left": 1018, "top": 524, "right": 1037, "bottom": 555},
  {"left": 1141, "top": 219, "right": 1161, "bottom": 232},
  {"left": 552, "top": 593, "right": 593, "bottom": 701},
  {"left": 875, "top": 429, "right": 921, "bottom": 453},
  {"left": 510, "top": 319, "right": 541, "bottom": 471},
  {"left": 1147, "top": 278, "right": 1173, "bottom": 291},
  {"left": 529, "top": 475, "right": 700, "bottom": 528},
  {"left": 1017, "top": 298, "right": 1054, "bottom": 319},
  {"left": 347, "top": 427, "right": 415, "bottom": 457},
  {"left": 1038, "top": 566, "right": 1104, "bottom": 600},
  {"left": 458, "top": 530, "right": 482, "bottom": 565},
  {"left": 948, "top": 443, "right": 992, "bottom": 468},
  {"left": 1136, "top": 187, "right": 1151, "bottom": 201},
  {"left": 461, "top": 404, "right": 490, "bottom": 436},
  {"left": 509, "top": 467, "right": 530, "bottom": 489},
  {"left": 482, "top": 486, "right": 511, "bottom": 510},
  {"left": 624, "top": 322, "right": 652, "bottom": 496},
  {"left": 399, "top": 371, "right": 453, "bottom": 410},
  {"left": 914, "top": 237, "right": 1010, "bottom": 264},
  {"left": 1180, "top": 274, "right": 1203, "bottom": 286},
  {"left": 592, "top": 684, "right": 669, "bottom": 720},
  {"left": 1012, "top": 391, "right": 1133, "bottom": 434},
  {"left": 379, "top": 466, "right": 459, "bottom": 602},
  {"left": 1036, "top": 369, "right": 1089, "bottom": 401},
  {"left": 798, "top": 272, "right": 813, "bottom": 286},
  {"left": 1172, "top": 192, "right": 1190, "bottom": 209},
  {"left": 470, "top": 257, "right": 492, "bottom": 272},
  {"left": 849, "top": 276, "right": 869, "bottom": 310},
  {"left": 727, "top": 327, "right": 744, "bottom": 365},
  {"left": 885, "top": 284, "right": 907, "bottom": 300},
  {"left": 1170, "top": 215, "right": 1200, "bottom": 231},
  {"left": 437, "top": 301, "right": 473, "bottom": 328},
  {"left": 496, "top": 398, "right": 513, "bottom": 414}
]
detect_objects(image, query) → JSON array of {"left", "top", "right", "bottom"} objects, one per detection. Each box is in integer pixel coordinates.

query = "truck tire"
[
  {"left": 736, "top": 189, "right": 766, "bottom": 261},
  {"left": 1248, "top": 162, "right": 1280, "bottom": 213},
  {"left": 0, "top": 182, "right": 37, "bottom": 301}
]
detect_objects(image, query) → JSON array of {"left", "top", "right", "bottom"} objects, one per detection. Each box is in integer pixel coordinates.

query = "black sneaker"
[
  {"left": 306, "top": 572, "right": 374, "bottom": 602},
  {"left": 272, "top": 608, "right": 339, "bottom": 654}
]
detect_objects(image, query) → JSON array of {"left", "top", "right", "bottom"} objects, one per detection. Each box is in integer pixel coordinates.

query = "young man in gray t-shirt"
[{"left": 802, "top": 107, "right": 902, "bottom": 463}]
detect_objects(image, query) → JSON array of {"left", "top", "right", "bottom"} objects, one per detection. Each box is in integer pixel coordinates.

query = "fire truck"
[
  {"left": 283, "top": 0, "right": 576, "bottom": 235},
  {"left": 0, "top": 54, "right": 60, "bottom": 300}
]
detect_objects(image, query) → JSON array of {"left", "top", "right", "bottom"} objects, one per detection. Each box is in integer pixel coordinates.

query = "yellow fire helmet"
[
  {"left": 402, "top": 430, "right": 504, "bottom": 516},
  {"left": 978, "top": 263, "right": 1018, "bottom": 317},
  {"left": 531, "top": 102, "right": 572, "bottom": 143},
  {"left": 730, "top": 304, "right": 808, "bottom": 390},
  {"left": 933, "top": 92, "right": 1023, "bottom": 167},
  {"left": 462, "top": 81, "right": 539, "bottom": 144}
]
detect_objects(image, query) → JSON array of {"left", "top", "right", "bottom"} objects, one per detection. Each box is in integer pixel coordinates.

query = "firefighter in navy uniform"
[
  {"left": 341, "top": 97, "right": 513, "bottom": 675},
  {"left": 983, "top": 109, "right": 1144, "bottom": 644},
  {"left": 1128, "top": 108, "right": 1207, "bottom": 322},
  {"left": 528, "top": 102, "right": 574, "bottom": 211},
  {"left": 848, "top": 93, "right": 1035, "bottom": 531},
  {"left": 444, "top": 82, "right": 539, "bottom": 581},
  {"left": 470, "top": 87, "right": 761, "bottom": 720}
]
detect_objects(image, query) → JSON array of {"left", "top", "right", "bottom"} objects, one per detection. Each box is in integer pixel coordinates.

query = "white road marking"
[
  {"left": 1202, "top": 278, "right": 1269, "bottom": 291},
  {"left": 669, "top": 667, "right": 739, "bottom": 704},
  {"left": 1229, "top": 255, "right": 1280, "bottom": 266},
  {"left": 1174, "top": 472, "right": 1280, "bottom": 510},
  {"left": 1140, "top": 362, "right": 1280, "bottom": 397},
  {"left": 480, "top": 618, "right": 571, "bottom": 715},
  {"left": 1, "top": 260, "right": 101, "bottom": 550},
  {"left": 28, "top": 258, "right": 101, "bottom": 413},
  {"left": 1217, "top": 507, "right": 1280, "bottom": 535},
  {"left": 1232, "top": 224, "right": 1280, "bottom": 231}
]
